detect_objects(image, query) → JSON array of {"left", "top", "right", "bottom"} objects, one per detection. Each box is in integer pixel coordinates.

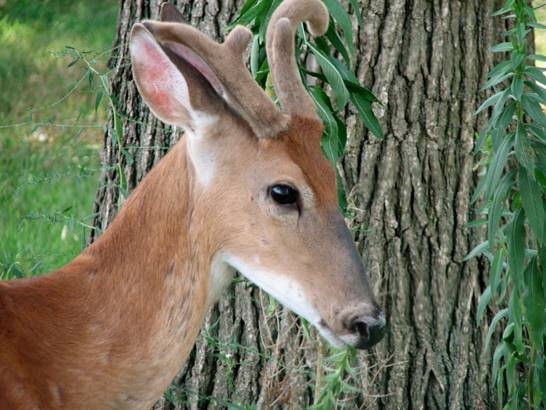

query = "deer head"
[{"left": 129, "top": 0, "right": 386, "bottom": 349}]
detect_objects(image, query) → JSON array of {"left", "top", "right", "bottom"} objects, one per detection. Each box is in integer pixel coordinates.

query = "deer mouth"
[
  {"left": 315, "top": 319, "right": 350, "bottom": 348},
  {"left": 316, "top": 314, "right": 386, "bottom": 350}
]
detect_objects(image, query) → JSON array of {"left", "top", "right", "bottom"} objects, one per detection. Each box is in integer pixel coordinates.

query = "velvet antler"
[
  {"left": 266, "top": 0, "right": 329, "bottom": 121},
  {"left": 139, "top": 9, "right": 288, "bottom": 138}
]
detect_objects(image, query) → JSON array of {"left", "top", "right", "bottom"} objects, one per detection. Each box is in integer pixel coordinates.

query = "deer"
[{"left": 0, "top": 0, "right": 386, "bottom": 408}]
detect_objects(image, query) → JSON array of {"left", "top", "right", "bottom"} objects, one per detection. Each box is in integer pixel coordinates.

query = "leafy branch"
[{"left": 470, "top": 1, "right": 546, "bottom": 408}]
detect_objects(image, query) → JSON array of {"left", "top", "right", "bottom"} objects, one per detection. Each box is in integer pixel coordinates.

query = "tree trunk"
[{"left": 92, "top": 1, "right": 504, "bottom": 408}]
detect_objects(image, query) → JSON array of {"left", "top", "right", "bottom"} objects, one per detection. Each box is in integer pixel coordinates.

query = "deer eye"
[{"left": 269, "top": 184, "right": 299, "bottom": 206}]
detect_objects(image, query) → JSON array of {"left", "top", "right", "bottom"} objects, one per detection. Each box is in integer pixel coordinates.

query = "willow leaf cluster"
[{"left": 470, "top": 1, "right": 546, "bottom": 408}]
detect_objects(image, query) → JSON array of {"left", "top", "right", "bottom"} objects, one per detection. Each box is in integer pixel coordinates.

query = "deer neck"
[
  {"left": 58, "top": 139, "right": 227, "bottom": 403},
  {"left": 86, "top": 137, "right": 227, "bottom": 339}
]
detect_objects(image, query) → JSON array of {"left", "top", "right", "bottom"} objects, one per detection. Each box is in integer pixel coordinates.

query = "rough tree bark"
[{"left": 91, "top": 1, "right": 504, "bottom": 408}]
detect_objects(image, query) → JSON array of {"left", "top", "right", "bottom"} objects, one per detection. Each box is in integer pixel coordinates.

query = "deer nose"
[{"left": 346, "top": 310, "right": 386, "bottom": 349}]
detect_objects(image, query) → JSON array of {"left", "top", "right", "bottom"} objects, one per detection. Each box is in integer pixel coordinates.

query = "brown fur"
[{"left": 279, "top": 117, "right": 337, "bottom": 207}]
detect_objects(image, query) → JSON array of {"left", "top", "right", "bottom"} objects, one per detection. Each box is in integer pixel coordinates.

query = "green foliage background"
[
  {"left": 0, "top": 0, "right": 116, "bottom": 278},
  {"left": 470, "top": 1, "right": 545, "bottom": 408}
]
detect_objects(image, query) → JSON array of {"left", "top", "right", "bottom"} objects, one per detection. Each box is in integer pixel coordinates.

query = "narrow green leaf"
[
  {"left": 94, "top": 90, "right": 104, "bottom": 113},
  {"left": 489, "top": 90, "right": 510, "bottom": 128},
  {"left": 476, "top": 91, "right": 504, "bottom": 115},
  {"left": 308, "top": 42, "right": 350, "bottom": 110},
  {"left": 492, "top": 342, "right": 508, "bottom": 383},
  {"left": 488, "top": 60, "right": 513, "bottom": 82},
  {"left": 508, "top": 209, "right": 526, "bottom": 292},
  {"left": 484, "top": 308, "right": 509, "bottom": 353},
  {"left": 349, "top": 0, "right": 363, "bottom": 26},
  {"left": 336, "top": 173, "right": 347, "bottom": 213},
  {"left": 537, "top": 354, "right": 546, "bottom": 403},
  {"left": 491, "top": 42, "right": 514, "bottom": 53},
  {"left": 541, "top": 246, "right": 546, "bottom": 294},
  {"left": 498, "top": 100, "right": 516, "bottom": 130},
  {"left": 528, "top": 54, "right": 546, "bottom": 62},
  {"left": 474, "top": 130, "right": 490, "bottom": 154},
  {"left": 324, "top": 21, "right": 350, "bottom": 64},
  {"left": 321, "top": 0, "right": 354, "bottom": 57},
  {"left": 492, "top": 5, "right": 512, "bottom": 16},
  {"left": 321, "top": 132, "right": 340, "bottom": 165},
  {"left": 526, "top": 66, "right": 546, "bottom": 87},
  {"left": 505, "top": 353, "right": 517, "bottom": 398},
  {"left": 526, "top": 80, "right": 546, "bottom": 102},
  {"left": 350, "top": 92, "right": 384, "bottom": 139},
  {"left": 67, "top": 57, "right": 80, "bottom": 68},
  {"left": 113, "top": 111, "right": 123, "bottom": 147},
  {"left": 510, "top": 75, "right": 523, "bottom": 99},
  {"left": 335, "top": 112, "right": 347, "bottom": 151},
  {"left": 488, "top": 171, "right": 513, "bottom": 249},
  {"left": 477, "top": 286, "right": 493, "bottom": 325},
  {"left": 238, "top": 0, "right": 258, "bottom": 19},
  {"left": 257, "top": 0, "right": 282, "bottom": 42},
  {"left": 529, "top": 21, "right": 546, "bottom": 30},
  {"left": 482, "top": 72, "right": 513, "bottom": 90},
  {"left": 87, "top": 70, "right": 95, "bottom": 88},
  {"left": 465, "top": 240, "right": 490, "bottom": 261},
  {"left": 307, "top": 69, "right": 376, "bottom": 102},
  {"left": 465, "top": 219, "right": 488, "bottom": 228},
  {"left": 531, "top": 365, "right": 545, "bottom": 402},
  {"left": 509, "top": 287, "right": 524, "bottom": 351},
  {"left": 529, "top": 124, "right": 546, "bottom": 144},
  {"left": 310, "top": 87, "right": 339, "bottom": 163},
  {"left": 522, "top": 95, "right": 546, "bottom": 127},
  {"left": 254, "top": 57, "right": 269, "bottom": 86},
  {"left": 523, "top": 257, "right": 545, "bottom": 351},
  {"left": 250, "top": 35, "right": 261, "bottom": 77},
  {"left": 230, "top": 0, "right": 265, "bottom": 27},
  {"left": 496, "top": 364, "right": 505, "bottom": 409},
  {"left": 484, "top": 134, "right": 513, "bottom": 201},
  {"left": 311, "top": 88, "right": 338, "bottom": 135},
  {"left": 501, "top": 322, "right": 514, "bottom": 342},
  {"left": 490, "top": 248, "right": 505, "bottom": 296},
  {"left": 520, "top": 167, "right": 545, "bottom": 243},
  {"left": 344, "top": 80, "right": 379, "bottom": 103},
  {"left": 515, "top": 124, "right": 535, "bottom": 174}
]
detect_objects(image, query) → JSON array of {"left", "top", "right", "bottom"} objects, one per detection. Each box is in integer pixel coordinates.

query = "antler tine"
[
  {"left": 142, "top": 14, "right": 288, "bottom": 138},
  {"left": 266, "top": 0, "right": 329, "bottom": 121}
]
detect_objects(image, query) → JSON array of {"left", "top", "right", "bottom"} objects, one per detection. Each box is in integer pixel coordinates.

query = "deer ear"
[{"left": 129, "top": 23, "right": 222, "bottom": 131}]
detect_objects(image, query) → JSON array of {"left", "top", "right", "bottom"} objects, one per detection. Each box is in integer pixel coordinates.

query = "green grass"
[{"left": 0, "top": 0, "right": 117, "bottom": 278}]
